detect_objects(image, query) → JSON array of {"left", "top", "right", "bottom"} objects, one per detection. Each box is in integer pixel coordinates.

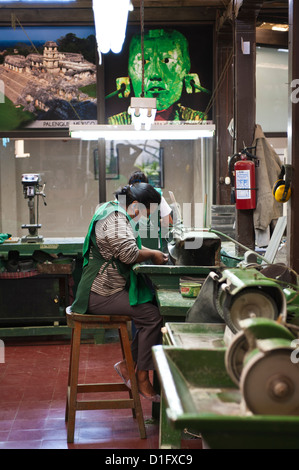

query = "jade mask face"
[{"left": 128, "top": 29, "right": 191, "bottom": 111}]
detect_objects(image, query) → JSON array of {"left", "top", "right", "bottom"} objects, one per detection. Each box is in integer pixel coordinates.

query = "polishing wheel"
[
  {"left": 219, "top": 288, "right": 278, "bottom": 333},
  {"left": 225, "top": 330, "right": 249, "bottom": 385},
  {"left": 225, "top": 318, "right": 296, "bottom": 385},
  {"left": 240, "top": 347, "right": 299, "bottom": 415}
]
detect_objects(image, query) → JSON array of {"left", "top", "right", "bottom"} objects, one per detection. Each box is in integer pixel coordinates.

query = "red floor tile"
[
  {"left": 0, "top": 340, "right": 154, "bottom": 449},
  {"left": 0, "top": 338, "right": 201, "bottom": 450}
]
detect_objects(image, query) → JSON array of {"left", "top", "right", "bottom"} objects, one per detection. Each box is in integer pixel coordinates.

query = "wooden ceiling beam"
[
  {"left": 0, "top": 0, "right": 92, "bottom": 7},
  {"left": 0, "top": 0, "right": 288, "bottom": 26},
  {"left": 217, "top": 0, "right": 265, "bottom": 31},
  {"left": 0, "top": 8, "right": 219, "bottom": 26},
  {"left": 129, "top": 7, "right": 219, "bottom": 24},
  {"left": 0, "top": 9, "right": 93, "bottom": 25},
  {"left": 131, "top": 0, "right": 224, "bottom": 7}
]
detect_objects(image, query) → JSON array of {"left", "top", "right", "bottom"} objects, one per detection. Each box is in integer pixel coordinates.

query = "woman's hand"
[
  {"left": 150, "top": 250, "right": 169, "bottom": 265},
  {"left": 136, "top": 247, "right": 169, "bottom": 264}
]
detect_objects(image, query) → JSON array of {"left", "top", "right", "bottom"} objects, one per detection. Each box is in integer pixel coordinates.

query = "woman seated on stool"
[{"left": 71, "top": 183, "right": 168, "bottom": 402}]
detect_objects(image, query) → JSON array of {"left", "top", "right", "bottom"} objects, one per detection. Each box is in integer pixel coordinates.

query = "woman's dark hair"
[
  {"left": 128, "top": 170, "right": 148, "bottom": 184},
  {"left": 115, "top": 183, "right": 161, "bottom": 209}
]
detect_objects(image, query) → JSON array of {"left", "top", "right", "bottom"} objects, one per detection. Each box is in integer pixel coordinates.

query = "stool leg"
[
  {"left": 66, "top": 322, "right": 82, "bottom": 443},
  {"left": 119, "top": 323, "right": 146, "bottom": 439},
  {"left": 117, "top": 327, "right": 136, "bottom": 418},
  {"left": 65, "top": 327, "right": 74, "bottom": 423}
]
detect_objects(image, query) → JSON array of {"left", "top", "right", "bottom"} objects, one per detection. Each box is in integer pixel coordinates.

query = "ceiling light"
[
  {"left": 15, "top": 140, "right": 30, "bottom": 158},
  {"left": 92, "top": 0, "right": 131, "bottom": 62},
  {"left": 69, "top": 123, "right": 215, "bottom": 141},
  {"left": 128, "top": 97, "right": 157, "bottom": 131}
]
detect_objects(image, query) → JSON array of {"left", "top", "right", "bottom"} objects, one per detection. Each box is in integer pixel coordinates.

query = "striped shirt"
[{"left": 91, "top": 211, "right": 139, "bottom": 296}]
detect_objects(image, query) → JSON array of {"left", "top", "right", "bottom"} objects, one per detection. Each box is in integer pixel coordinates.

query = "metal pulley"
[
  {"left": 224, "top": 328, "right": 249, "bottom": 386},
  {"left": 225, "top": 317, "right": 296, "bottom": 385},
  {"left": 240, "top": 340, "right": 299, "bottom": 415},
  {"left": 225, "top": 318, "right": 299, "bottom": 415},
  {"left": 215, "top": 268, "right": 286, "bottom": 334},
  {"left": 218, "top": 288, "right": 279, "bottom": 333}
]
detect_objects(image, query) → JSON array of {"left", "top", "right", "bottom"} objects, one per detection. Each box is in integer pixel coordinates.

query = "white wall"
[{"left": 256, "top": 46, "right": 289, "bottom": 133}]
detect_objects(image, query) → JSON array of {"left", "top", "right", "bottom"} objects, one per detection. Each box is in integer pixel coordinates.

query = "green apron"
[
  {"left": 138, "top": 188, "right": 162, "bottom": 251},
  {"left": 71, "top": 201, "right": 153, "bottom": 314},
  {"left": 0, "top": 233, "right": 11, "bottom": 244}
]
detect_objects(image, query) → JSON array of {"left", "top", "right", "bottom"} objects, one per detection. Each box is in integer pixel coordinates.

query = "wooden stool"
[{"left": 65, "top": 309, "right": 146, "bottom": 443}]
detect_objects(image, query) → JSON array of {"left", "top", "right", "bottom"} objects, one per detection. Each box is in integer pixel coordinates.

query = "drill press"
[{"left": 21, "top": 173, "right": 47, "bottom": 243}]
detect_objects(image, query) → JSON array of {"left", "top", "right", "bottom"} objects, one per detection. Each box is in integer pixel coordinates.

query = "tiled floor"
[{"left": 0, "top": 337, "right": 202, "bottom": 450}]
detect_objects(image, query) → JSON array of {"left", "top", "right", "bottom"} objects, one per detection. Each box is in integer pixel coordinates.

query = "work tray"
[
  {"left": 152, "top": 346, "right": 299, "bottom": 449},
  {"left": 163, "top": 322, "right": 226, "bottom": 348}
]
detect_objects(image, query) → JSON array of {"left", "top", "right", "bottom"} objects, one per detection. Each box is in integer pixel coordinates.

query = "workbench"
[
  {"left": 158, "top": 322, "right": 227, "bottom": 448},
  {"left": 153, "top": 319, "right": 299, "bottom": 449},
  {"left": 133, "top": 264, "right": 216, "bottom": 290},
  {"left": 155, "top": 290, "right": 195, "bottom": 323},
  {"left": 133, "top": 264, "right": 221, "bottom": 323},
  {"left": 153, "top": 342, "right": 299, "bottom": 449},
  {"left": 133, "top": 264, "right": 222, "bottom": 417},
  {"left": 0, "top": 237, "right": 84, "bottom": 259},
  {"left": 0, "top": 237, "right": 84, "bottom": 338}
]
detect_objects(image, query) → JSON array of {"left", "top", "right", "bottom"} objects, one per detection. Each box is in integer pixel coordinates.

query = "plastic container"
[{"left": 179, "top": 280, "right": 201, "bottom": 298}]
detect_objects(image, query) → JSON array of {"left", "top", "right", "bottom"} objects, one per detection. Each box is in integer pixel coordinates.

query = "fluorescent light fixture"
[
  {"left": 15, "top": 140, "right": 30, "bottom": 158},
  {"left": 69, "top": 123, "right": 215, "bottom": 141},
  {"left": 92, "top": 0, "right": 131, "bottom": 60},
  {"left": 128, "top": 97, "right": 157, "bottom": 131}
]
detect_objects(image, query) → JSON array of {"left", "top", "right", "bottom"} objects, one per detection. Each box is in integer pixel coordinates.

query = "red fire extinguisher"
[{"left": 228, "top": 147, "right": 258, "bottom": 210}]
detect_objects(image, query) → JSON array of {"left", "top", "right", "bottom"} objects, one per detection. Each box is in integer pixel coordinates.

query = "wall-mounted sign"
[
  {"left": 0, "top": 25, "right": 97, "bottom": 132},
  {"left": 104, "top": 24, "right": 214, "bottom": 125}
]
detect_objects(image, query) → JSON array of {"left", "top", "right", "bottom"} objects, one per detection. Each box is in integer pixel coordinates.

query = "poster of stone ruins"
[{"left": 0, "top": 25, "right": 97, "bottom": 131}]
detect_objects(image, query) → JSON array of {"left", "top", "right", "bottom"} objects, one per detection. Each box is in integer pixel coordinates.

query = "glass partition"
[{"left": 0, "top": 137, "right": 214, "bottom": 239}]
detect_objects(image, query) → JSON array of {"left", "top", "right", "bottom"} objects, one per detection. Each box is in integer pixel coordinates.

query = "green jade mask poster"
[{"left": 105, "top": 25, "right": 213, "bottom": 124}]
